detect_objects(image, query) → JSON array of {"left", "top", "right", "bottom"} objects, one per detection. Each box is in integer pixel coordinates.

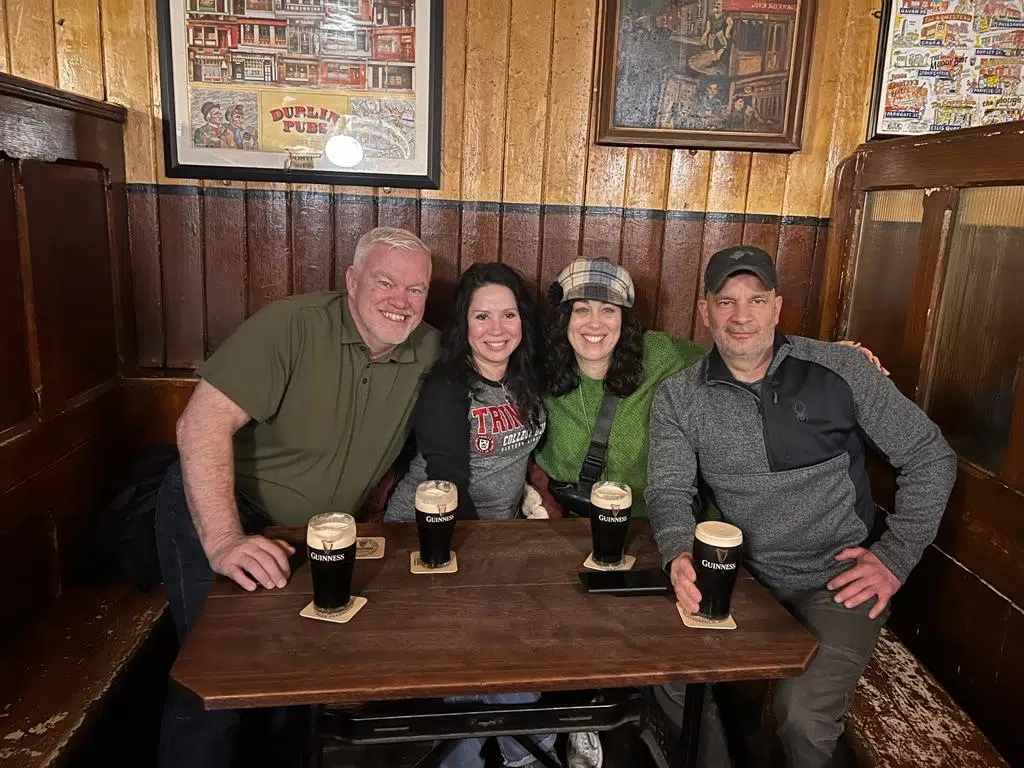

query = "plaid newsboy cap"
[{"left": 554, "top": 258, "right": 635, "bottom": 308}]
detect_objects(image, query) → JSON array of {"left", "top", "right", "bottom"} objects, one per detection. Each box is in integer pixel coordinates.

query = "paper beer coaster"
[
  {"left": 583, "top": 553, "right": 636, "bottom": 571},
  {"left": 410, "top": 551, "right": 458, "bottom": 574},
  {"left": 676, "top": 603, "right": 737, "bottom": 630},
  {"left": 300, "top": 596, "right": 368, "bottom": 624},
  {"left": 356, "top": 536, "right": 385, "bottom": 560}
]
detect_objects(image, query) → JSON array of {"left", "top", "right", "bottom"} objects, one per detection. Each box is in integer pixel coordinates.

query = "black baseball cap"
[{"left": 703, "top": 245, "right": 777, "bottom": 293}]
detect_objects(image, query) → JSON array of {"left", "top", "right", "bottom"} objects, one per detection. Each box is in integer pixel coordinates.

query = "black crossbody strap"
[{"left": 578, "top": 392, "right": 619, "bottom": 490}]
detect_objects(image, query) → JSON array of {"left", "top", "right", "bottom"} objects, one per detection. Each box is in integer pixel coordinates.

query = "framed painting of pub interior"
[
  {"left": 157, "top": 0, "right": 443, "bottom": 189},
  {"left": 595, "top": 0, "right": 817, "bottom": 151}
]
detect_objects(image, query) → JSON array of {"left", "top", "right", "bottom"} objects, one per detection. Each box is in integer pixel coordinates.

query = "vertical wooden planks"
[
  {"left": 659, "top": 151, "right": 711, "bottom": 338},
  {"left": 333, "top": 192, "right": 377, "bottom": 288},
  {"left": 159, "top": 187, "right": 204, "bottom": 367},
  {"left": 53, "top": 0, "right": 104, "bottom": 99},
  {"left": 460, "top": 0, "right": 510, "bottom": 268},
  {"left": 291, "top": 184, "right": 333, "bottom": 295},
  {"left": 775, "top": 222, "right": 817, "bottom": 336},
  {"left": 582, "top": 146, "right": 627, "bottom": 264},
  {"left": 246, "top": 183, "right": 290, "bottom": 314},
  {"left": 126, "top": 188, "right": 163, "bottom": 367},
  {"left": 621, "top": 149, "right": 670, "bottom": 328},
  {"left": 461, "top": 0, "right": 509, "bottom": 204},
  {"left": 744, "top": 153, "right": 787, "bottom": 258},
  {"left": 0, "top": 0, "right": 10, "bottom": 73},
  {"left": 819, "top": 0, "right": 878, "bottom": 219},
  {"left": 102, "top": 0, "right": 156, "bottom": 184},
  {"left": 5, "top": 0, "right": 56, "bottom": 85},
  {"left": 782, "top": 0, "right": 849, "bottom": 218},
  {"left": 539, "top": 0, "right": 596, "bottom": 288},
  {"left": 420, "top": 200, "right": 460, "bottom": 327},
  {"left": 202, "top": 181, "right": 247, "bottom": 354},
  {"left": 500, "top": 0, "right": 554, "bottom": 284},
  {"left": 423, "top": 0, "right": 466, "bottom": 202},
  {"left": 377, "top": 190, "right": 420, "bottom": 235}
]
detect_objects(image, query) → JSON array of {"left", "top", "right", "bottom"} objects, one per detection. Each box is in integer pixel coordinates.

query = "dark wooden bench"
[
  {"left": 848, "top": 628, "right": 1008, "bottom": 767},
  {"left": 0, "top": 585, "right": 168, "bottom": 767}
]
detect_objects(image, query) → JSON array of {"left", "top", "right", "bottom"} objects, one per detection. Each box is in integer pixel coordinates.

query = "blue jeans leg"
[
  {"left": 438, "top": 693, "right": 557, "bottom": 768},
  {"left": 155, "top": 461, "right": 269, "bottom": 768}
]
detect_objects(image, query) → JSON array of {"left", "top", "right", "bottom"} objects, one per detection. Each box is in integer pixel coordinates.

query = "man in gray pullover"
[{"left": 646, "top": 245, "right": 957, "bottom": 767}]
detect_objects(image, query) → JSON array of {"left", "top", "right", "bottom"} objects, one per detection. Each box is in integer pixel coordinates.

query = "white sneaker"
[{"left": 567, "top": 731, "right": 603, "bottom": 768}]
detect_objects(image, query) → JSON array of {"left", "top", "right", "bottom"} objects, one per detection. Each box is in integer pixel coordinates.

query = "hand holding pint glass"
[
  {"left": 590, "top": 481, "right": 632, "bottom": 566},
  {"left": 691, "top": 521, "right": 743, "bottom": 620},
  {"left": 306, "top": 512, "right": 357, "bottom": 616},
  {"left": 415, "top": 480, "right": 458, "bottom": 568}
]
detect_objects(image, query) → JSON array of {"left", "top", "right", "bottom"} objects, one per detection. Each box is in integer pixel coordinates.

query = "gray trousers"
[
  {"left": 772, "top": 587, "right": 886, "bottom": 768},
  {"left": 659, "top": 588, "right": 884, "bottom": 768}
]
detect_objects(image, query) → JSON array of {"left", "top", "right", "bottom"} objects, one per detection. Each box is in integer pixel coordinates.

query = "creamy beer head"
[
  {"left": 694, "top": 521, "right": 743, "bottom": 548},
  {"left": 306, "top": 512, "right": 357, "bottom": 551},
  {"left": 590, "top": 481, "right": 632, "bottom": 511},
  {"left": 415, "top": 480, "right": 458, "bottom": 515}
]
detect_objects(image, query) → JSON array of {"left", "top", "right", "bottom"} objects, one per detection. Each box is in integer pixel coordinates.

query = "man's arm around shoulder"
[{"left": 822, "top": 345, "right": 957, "bottom": 616}]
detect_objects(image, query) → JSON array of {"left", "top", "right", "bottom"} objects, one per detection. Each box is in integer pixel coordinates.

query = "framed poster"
[
  {"left": 869, "top": 0, "right": 1024, "bottom": 140},
  {"left": 157, "top": 0, "right": 443, "bottom": 188},
  {"left": 594, "top": 0, "right": 817, "bottom": 152}
]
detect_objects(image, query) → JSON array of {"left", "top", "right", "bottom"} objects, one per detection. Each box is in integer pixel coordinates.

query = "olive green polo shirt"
[{"left": 198, "top": 292, "right": 440, "bottom": 525}]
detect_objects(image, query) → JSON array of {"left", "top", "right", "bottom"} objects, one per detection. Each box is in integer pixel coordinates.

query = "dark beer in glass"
[
  {"left": 590, "top": 481, "right": 632, "bottom": 566},
  {"left": 415, "top": 481, "right": 458, "bottom": 567},
  {"left": 692, "top": 521, "right": 743, "bottom": 620},
  {"left": 306, "top": 512, "right": 357, "bottom": 615}
]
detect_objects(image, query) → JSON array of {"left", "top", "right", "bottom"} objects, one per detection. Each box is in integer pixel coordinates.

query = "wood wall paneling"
[
  {"left": 53, "top": 0, "right": 104, "bottom": 100},
  {"left": 246, "top": 184, "right": 291, "bottom": 317},
  {"left": 291, "top": 184, "right": 333, "bottom": 295},
  {"left": 5, "top": 0, "right": 57, "bottom": 86},
  {"left": 22, "top": 161, "right": 117, "bottom": 412},
  {"left": 159, "top": 186, "right": 204, "bottom": 367},
  {"left": 202, "top": 181, "right": 247, "bottom": 355},
  {"left": 100, "top": 0, "right": 156, "bottom": 184},
  {"left": 126, "top": 188, "right": 163, "bottom": 367},
  {"left": 0, "top": 158, "right": 34, "bottom": 433}
]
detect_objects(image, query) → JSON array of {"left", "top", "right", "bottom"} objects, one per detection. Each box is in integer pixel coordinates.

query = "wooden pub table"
[{"left": 172, "top": 519, "right": 817, "bottom": 768}]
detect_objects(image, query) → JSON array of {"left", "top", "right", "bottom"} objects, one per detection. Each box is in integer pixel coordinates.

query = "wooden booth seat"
[
  {"left": 0, "top": 585, "right": 168, "bottom": 767},
  {"left": 848, "top": 628, "right": 1007, "bottom": 767}
]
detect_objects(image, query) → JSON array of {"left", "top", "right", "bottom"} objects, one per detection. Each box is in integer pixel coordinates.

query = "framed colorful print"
[
  {"left": 868, "top": 0, "right": 1024, "bottom": 140},
  {"left": 156, "top": 0, "right": 443, "bottom": 188},
  {"left": 595, "top": 0, "right": 816, "bottom": 152}
]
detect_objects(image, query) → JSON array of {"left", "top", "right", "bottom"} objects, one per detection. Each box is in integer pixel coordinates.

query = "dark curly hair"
[
  {"left": 436, "top": 262, "right": 544, "bottom": 430},
  {"left": 543, "top": 283, "right": 645, "bottom": 398}
]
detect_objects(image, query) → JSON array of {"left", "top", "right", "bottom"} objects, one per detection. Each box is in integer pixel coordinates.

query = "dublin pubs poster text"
[
  {"left": 157, "top": 0, "right": 443, "bottom": 188},
  {"left": 870, "top": 0, "right": 1024, "bottom": 139}
]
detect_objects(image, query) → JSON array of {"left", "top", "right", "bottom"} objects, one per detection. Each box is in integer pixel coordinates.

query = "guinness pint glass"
[
  {"left": 692, "top": 521, "right": 743, "bottom": 620},
  {"left": 590, "top": 481, "right": 632, "bottom": 566},
  {"left": 306, "top": 512, "right": 357, "bottom": 615},
  {"left": 415, "top": 481, "right": 458, "bottom": 567}
]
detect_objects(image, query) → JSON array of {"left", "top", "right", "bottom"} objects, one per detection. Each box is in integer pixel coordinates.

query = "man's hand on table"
[
  {"left": 827, "top": 547, "right": 901, "bottom": 620},
  {"left": 207, "top": 533, "right": 296, "bottom": 591},
  {"left": 669, "top": 552, "right": 702, "bottom": 614}
]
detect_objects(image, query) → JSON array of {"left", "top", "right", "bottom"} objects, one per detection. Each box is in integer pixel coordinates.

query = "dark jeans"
[{"left": 155, "top": 461, "right": 272, "bottom": 768}]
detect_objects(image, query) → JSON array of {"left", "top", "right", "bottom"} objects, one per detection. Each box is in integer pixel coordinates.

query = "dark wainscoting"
[{"left": 124, "top": 184, "right": 829, "bottom": 370}]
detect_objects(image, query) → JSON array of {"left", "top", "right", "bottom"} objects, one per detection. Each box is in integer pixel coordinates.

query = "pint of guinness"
[
  {"left": 692, "top": 521, "right": 743, "bottom": 620},
  {"left": 415, "top": 481, "right": 458, "bottom": 567},
  {"left": 590, "top": 481, "right": 632, "bottom": 566},
  {"left": 306, "top": 512, "right": 357, "bottom": 615}
]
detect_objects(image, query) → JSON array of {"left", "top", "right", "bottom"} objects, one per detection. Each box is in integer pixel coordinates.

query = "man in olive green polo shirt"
[{"left": 154, "top": 226, "right": 439, "bottom": 768}]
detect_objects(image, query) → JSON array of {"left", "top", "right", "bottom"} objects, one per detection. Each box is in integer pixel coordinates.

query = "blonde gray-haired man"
[{"left": 155, "top": 226, "right": 440, "bottom": 768}]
